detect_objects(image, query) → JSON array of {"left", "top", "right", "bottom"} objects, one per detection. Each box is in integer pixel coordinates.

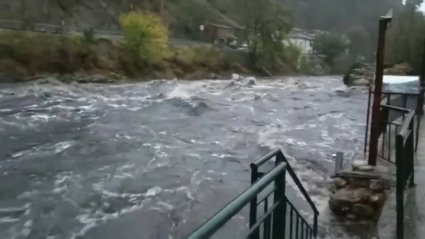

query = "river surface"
[{"left": 0, "top": 76, "right": 368, "bottom": 239}]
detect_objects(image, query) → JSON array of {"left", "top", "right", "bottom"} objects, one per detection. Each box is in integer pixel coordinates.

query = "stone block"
[{"left": 353, "top": 204, "right": 375, "bottom": 219}]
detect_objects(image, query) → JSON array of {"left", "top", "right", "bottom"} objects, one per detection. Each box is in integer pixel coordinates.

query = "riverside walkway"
[
  {"left": 398, "top": 115, "right": 425, "bottom": 239},
  {"left": 377, "top": 114, "right": 425, "bottom": 239}
]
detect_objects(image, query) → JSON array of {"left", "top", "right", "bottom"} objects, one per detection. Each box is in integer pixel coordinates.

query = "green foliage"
[
  {"left": 313, "top": 32, "right": 349, "bottom": 64},
  {"left": 172, "top": 0, "right": 214, "bottom": 39},
  {"left": 385, "top": 5, "right": 425, "bottom": 72},
  {"left": 82, "top": 28, "right": 97, "bottom": 44},
  {"left": 21, "top": 19, "right": 35, "bottom": 31},
  {"left": 243, "top": 0, "right": 292, "bottom": 71},
  {"left": 283, "top": 43, "right": 302, "bottom": 70},
  {"left": 119, "top": 11, "right": 170, "bottom": 64}
]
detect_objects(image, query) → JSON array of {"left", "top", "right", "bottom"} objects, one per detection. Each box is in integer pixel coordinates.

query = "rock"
[
  {"left": 350, "top": 178, "right": 370, "bottom": 188},
  {"left": 246, "top": 77, "right": 257, "bottom": 86},
  {"left": 334, "top": 178, "right": 347, "bottom": 189},
  {"left": 352, "top": 204, "right": 375, "bottom": 219},
  {"left": 370, "top": 179, "right": 386, "bottom": 193},
  {"left": 369, "top": 193, "right": 386, "bottom": 208},
  {"left": 357, "top": 165, "right": 374, "bottom": 172},
  {"left": 353, "top": 78, "right": 370, "bottom": 86},
  {"left": 329, "top": 197, "right": 350, "bottom": 216},
  {"left": 352, "top": 160, "right": 368, "bottom": 170},
  {"left": 343, "top": 63, "right": 374, "bottom": 86},
  {"left": 329, "top": 187, "right": 370, "bottom": 209}
]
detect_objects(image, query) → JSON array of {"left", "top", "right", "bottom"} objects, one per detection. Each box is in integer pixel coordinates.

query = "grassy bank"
[{"left": 0, "top": 30, "right": 253, "bottom": 82}]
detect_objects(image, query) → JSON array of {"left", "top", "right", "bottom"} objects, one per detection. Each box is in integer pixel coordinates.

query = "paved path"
[
  {"left": 377, "top": 114, "right": 425, "bottom": 239},
  {"left": 402, "top": 114, "right": 425, "bottom": 239}
]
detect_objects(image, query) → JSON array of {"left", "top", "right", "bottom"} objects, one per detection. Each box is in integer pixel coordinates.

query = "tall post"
[
  {"left": 368, "top": 17, "right": 392, "bottom": 166},
  {"left": 272, "top": 164, "right": 286, "bottom": 239},
  {"left": 249, "top": 164, "right": 259, "bottom": 239}
]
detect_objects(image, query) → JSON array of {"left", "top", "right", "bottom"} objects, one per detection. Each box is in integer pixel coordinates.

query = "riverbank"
[{"left": 0, "top": 31, "right": 261, "bottom": 83}]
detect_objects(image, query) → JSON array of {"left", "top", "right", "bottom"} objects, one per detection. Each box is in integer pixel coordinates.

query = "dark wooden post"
[{"left": 368, "top": 17, "right": 392, "bottom": 166}]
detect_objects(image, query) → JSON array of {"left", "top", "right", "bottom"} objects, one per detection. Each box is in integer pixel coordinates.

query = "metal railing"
[
  {"left": 395, "top": 109, "right": 416, "bottom": 239},
  {"left": 188, "top": 162, "right": 288, "bottom": 239},
  {"left": 364, "top": 88, "right": 422, "bottom": 164},
  {"left": 250, "top": 149, "right": 318, "bottom": 239},
  {"left": 188, "top": 149, "right": 318, "bottom": 239}
]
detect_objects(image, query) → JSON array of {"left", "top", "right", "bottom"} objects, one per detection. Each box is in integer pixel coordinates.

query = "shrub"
[{"left": 119, "top": 11, "right": 170, "bottom": 64}]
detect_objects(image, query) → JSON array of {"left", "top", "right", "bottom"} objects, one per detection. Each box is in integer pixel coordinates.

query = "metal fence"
[
  {"left": 188, "top": 149, "right": 318, "bottom": 239},
  {"left": 363, "top": 88, "right": 423, "bottom": 164},
  {"left": 395, "top": 108, "right": 416, "bottom": 239}
]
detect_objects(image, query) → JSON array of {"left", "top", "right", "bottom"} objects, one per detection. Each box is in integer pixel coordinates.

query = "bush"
[{"left": 119, "top": 11, "right": 170, "bottom": 64}]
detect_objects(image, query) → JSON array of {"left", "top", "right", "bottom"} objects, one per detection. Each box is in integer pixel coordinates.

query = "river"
[{"left": 0, "top": 76, "right": 368, "bottom": 239}]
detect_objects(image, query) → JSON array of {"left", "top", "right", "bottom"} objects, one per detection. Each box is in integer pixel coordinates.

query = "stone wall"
[{"left": 329, "top": 161, "right": 388, "bottom": 220}]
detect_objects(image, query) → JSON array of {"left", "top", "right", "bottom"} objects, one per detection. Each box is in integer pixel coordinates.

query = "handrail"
[
  {"left": 187, "top": 163, "right": 287, "bottom": 239},
  {"left": 250, "top": 149, "right": 319, "bottom": 239},
  {"left": 251, "top": 149, "right": 319, "bottom": 215},
  {"left": 399, "top": 110, "right": 415, "bottom": 138},
  {"left": 251, "top": 148, "right": 281, "bottom": 167},
  {"left": 278, "top": 151, "right": 320, "bottom": 215},
  {"left": 380, "top": 104, "right": 411, "bottom": 113}
]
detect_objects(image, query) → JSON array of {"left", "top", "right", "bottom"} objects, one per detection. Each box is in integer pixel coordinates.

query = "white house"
[{"left": 285, "top": 28, "right": 318, "bottom": 54}]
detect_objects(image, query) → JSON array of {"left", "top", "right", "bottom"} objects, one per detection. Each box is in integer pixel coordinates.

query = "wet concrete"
[{"left": 378, "top": 114, "right": 425, "bottom": 239}]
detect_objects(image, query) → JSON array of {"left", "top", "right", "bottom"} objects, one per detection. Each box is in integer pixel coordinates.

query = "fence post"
[
  {"left": 249, "top": 164, "right": 259, "bottom": 239},
  {"left": 409, "top": 119, "right": 415, "bottom": 187},
  {"left": 396, "top": 134, "right": 404, "bottom": 239},
  {"left": 272, "top": 163, "right": 286, "bottom": 239}
]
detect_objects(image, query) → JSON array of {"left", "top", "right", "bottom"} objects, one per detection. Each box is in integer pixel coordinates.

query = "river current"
[{"left": 0, "top": 76, "right": 368, "bottom": 239}]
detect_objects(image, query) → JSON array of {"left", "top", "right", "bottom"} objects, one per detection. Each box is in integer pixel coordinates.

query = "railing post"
[
  {"left": 369, "top": 17, "right": 392, "bottom": 166},
  {"left": 409, "top": 120, "right": 415, "bottom": 187},
  {"left": 249, "top": 164, "right": 259, "bottom": 239},
  {"left": 396, "top": 134, "right": 404, "bottom": 239},
  {"left": 313, "top": 213, "right": 318, "bottom": 238},
  {"left": 272, "top": 163, "right": 286, "bottom": 239},
  {"left": 364, "top": 87, "right": 372, "bottom": 153}
]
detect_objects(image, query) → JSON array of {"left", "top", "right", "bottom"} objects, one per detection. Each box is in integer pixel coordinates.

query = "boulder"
[
  {"left": 334, "top": 178, "right": 347, "bottom": 189},
  {"left": 369, "top": 193, "right": 386, "bottom": 208},
  {"left": 343, "top": 63, "right": 374, "bottom": 86},
  {"left": 352, "top": 204, "right": 375, "bottom": 219},
  {"left": 329, "top": 197, "right": 350, "bottom": 216},
  {"left": 370, "top": 178, "right": 386, "bottom": 193}
]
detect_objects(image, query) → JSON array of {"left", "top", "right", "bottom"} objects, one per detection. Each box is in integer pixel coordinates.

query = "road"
[{"left": 0, "top": 19, "right": 215, "bottom": 47}]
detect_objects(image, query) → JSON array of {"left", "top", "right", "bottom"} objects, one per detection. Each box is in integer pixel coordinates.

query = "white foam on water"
[
  {"left": 0, "top": 217, "right": 20, "bottom": 224},
  {"left": 146, "top": 186, "right": 162, "bottom": 197},
  {"left": 166, "top": 82, "right": 203, "bottom": 99}
]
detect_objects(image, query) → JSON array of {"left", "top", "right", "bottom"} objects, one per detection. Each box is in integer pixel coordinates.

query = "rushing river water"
[{"left": 0, "top": 76, "right": 368, "bottom": 239}]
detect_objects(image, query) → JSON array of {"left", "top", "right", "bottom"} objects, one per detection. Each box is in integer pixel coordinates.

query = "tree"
[
  {"left": 119, "top": 11, "right": 170, "bottom": 63},
  {"left": 385, "top": 5, "right": 425, "bottom": 72},
  {"left": 313, "top": 32, "right": 349, "bottom": 64},
  {"left": 242, "top": 0, "right": 292, "bottom": 70}
]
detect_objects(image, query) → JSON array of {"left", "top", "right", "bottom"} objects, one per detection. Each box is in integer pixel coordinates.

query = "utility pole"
[
  {"left": 368, "top": 15, "right": 392, "bottom": 166},
  {"left": 160, "top": 0, "right": 164, "bottom": 17}
]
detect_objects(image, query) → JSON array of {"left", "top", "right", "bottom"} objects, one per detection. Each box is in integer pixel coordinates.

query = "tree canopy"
[{"left": 313, "top": 32, "right": 349, "bottom": 64}]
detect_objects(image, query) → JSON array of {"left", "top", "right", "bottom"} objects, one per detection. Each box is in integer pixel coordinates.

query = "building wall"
[{"left": 289, "top": 38, "right": 313, "bottom": 54}]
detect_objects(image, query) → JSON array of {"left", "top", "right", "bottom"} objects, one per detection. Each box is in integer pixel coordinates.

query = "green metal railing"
[
  {"left": 188, "top": 149, "right": 318, "bottom": 239},
  {"left": 250, "top": 149, "right": 319, "bottom": 239},
  {"left": 188, "top": 162, "right": 288, "bottom": 239},
  {"left": 395, "top": 108, "right": 416, "bottom": 239}
]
